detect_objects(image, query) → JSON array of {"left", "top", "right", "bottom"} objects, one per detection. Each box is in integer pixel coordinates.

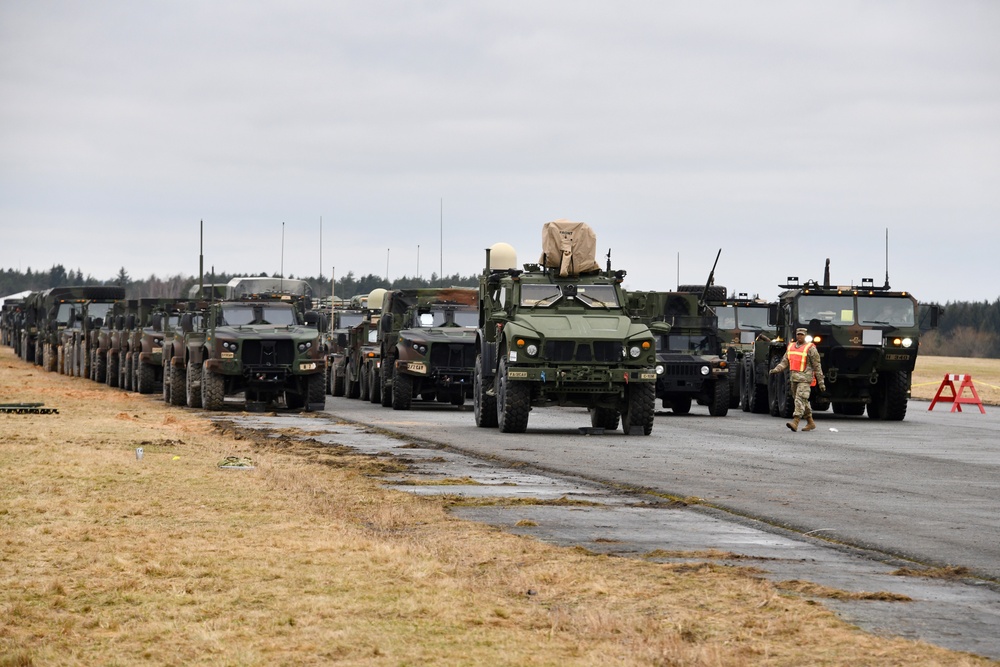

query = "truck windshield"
[
  {"left": 221, "top": 305, "right": 296, "bottom": 326},
  {"left": 519, "top": 284, "right": 619, "bottom": 308},
  {"left": 659, "top": 334, "right": 717, "bottom": 354},
  {"left": 716, "top": 306, "right": 736, "bottom": 330},
  {"left": 520, "top": 284, "right": 562, "bottom": 307},
  {"left": 737, "top": 306, "right": 769, "bottom": 329},
  {"left": 798, "top": 296, "right": 856, "bottom": 325},
  {"left": 857, "top": 297, "right": 915, "bottom": 326},
  {"left": 416, "top": 308, "right": 478, "bottom": 327},
  {"left": 338, "top": 312, "right": 364, "bottom": 328},
  {"left": 87, "top": 303, "right": 113, "bottom": 320}
]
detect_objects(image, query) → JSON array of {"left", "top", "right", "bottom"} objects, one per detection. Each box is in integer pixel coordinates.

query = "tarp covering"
[{"left": 539, "top": 220, "right": 600, "bottom": 277}]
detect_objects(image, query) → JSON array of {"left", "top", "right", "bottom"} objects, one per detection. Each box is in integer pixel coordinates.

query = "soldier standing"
[{"left": 770, "top": 327, "right": 826, "bottom": 432}]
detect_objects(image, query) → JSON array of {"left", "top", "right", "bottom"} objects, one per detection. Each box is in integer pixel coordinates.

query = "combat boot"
[
  {"left": 802, "top": 416, "right": 816, "bottom": 432},
  {"left": 785, "top": 417, "right": 800, "bottom": 432}
]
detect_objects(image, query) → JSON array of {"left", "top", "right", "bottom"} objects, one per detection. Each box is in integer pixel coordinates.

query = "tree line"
[{"left": 2, "top": 265, "right": 998, "bottom": 358}]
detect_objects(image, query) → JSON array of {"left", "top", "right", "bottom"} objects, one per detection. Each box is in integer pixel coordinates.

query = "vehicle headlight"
[
  {"left": 525, "top": 344, "right": 538, "bottom": 356},
  {"left": 629, "top": 345, "right": 642, "bottom": 358},
  {"left": 416, "top": 344, "right": 428, "bottom": 354},
  {"left": 655, "top": 364, "right": 664, "bottom": 375},
  {"left": 700, "top": 365, "right": 710, "bottom": 376},
  {"left": 154, "top": 338, "right": 163, "bottom": 345},
  {"left": 804, "top": 335, "right": 814, "bottom": 343},
  {"left": 297, "top": 341, "right": 313, "bottom": 352},
  {"left": 902, "top": 338, "right": 913, "bottom": 348},
  {"left": 222, "top": 341, "right": 238, "bottom": 351}
]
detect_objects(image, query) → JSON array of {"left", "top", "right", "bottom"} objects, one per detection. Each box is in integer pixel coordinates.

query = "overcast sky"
[{"left": 2, "top": 1, "right": 998, "bottom": 304}]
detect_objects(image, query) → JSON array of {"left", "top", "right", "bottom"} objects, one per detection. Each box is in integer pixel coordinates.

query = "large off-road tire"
[
  {"left": 768, "top": 361, "right": 794, "bottom": 418},
  {"left": 668, "top": 396, "right": 692, "bottom": 415},
  {"left": 868, "top": 370, "right": 909, "bottom": 421},
  {"left": 380, "top": 358, "right": 393, "bottom": 407},
  {"left": 590, "top": 406, "right": 620, "bottom": 431},
  {"left": 368, "top": 365, "right": 381, "bottom": 404},
  {"left": 496, "top": 356, "right": 530, "bottom": 433},
  {"left": 474, "top": 353, "right": 498, "bottom": 428},
  {"left": 168, "top": 363, "right": 186, "bottom": 406},
  {"left": 708, "top": 378, "right": 730, "bottom": 417},
  {"left": 57, "top": 345, "right": 66, "bottom": 374},
  {"left": 345, "top": 369, "right": 359, "bottom": 399},
  {"left": 186, "top": 360, "right": 202, "bottom": 408},
  {"left": 728, "top": 363, "right": 742, "bottom": 409},
  {"left": 201, "top": 362, "right": 225, "bottom": 411},
  {"left": 44, "top": 344, "right": 57, "bottom": 373},
  {"left": 123, "top": 352, "right": 134, "bottom": 391},
  {"left": 359, "top": 364, "right": 370, "bottom": 401},
  {"left": 106, "top": 349, "right": 120, "bottom": 388},
  {"left": 622, "top": 382, "right": 656, "bottom": 435},
  {"left": 391, "top": 369, "right": 413, "bottom": 410},
  {"left": 94, "top": 350, "right": 107, "bottom": 384},
  {"left": 161, "top": 361, "right": 170, "bottom": 402},
  {"left": 136, "top": 361, "right": 156, "bottom": 395},
  {"left": 677, "top": 284, "right": 728, "bottom": 301},
  {"left": 306, "top": 373, "right": 326, "bottom": 410},
  {"left": 332, "top": 370, "right": 345, "bottom": 397}
]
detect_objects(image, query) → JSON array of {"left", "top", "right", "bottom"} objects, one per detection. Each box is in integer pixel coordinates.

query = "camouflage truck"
[
  {"left": 340, "top": 289, "right": 385, "bottom": 402},
  {"left": 474, "top": 221, "right": 661, "bottom": 434},
  {"left": 743, "top": 261, "right": 939, "bottom": 421},
  {"left": 625, "top": 290, "right": 731, "bottom": 416},
  {"left": 123, "top": 298, "right": 186, "bottom": 394},
  {"left": 87, "top": 299, "right": 129, "bottom": 384},
  {"left": 326, "top": 292, "right": 379, "bottom": 396},
  {"left": 167, "top": 277, "right": 327, "bottom": 411},
  {"left": 1, "top": 295, "right": 27, "bottom": 354},
  {"left": 21, "top": 286, "right": 124, "bottom": 375},
  {"left": 376, "top": 286, "right": 479, "bottom": 410},
  {"left": 706, "top": 293, "right": 772, "bottom": 410}
]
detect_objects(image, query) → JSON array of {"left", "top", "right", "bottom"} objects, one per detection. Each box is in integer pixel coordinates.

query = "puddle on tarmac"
[{"left": 219, "top": 413, "right": 1000, "bottom": 660}]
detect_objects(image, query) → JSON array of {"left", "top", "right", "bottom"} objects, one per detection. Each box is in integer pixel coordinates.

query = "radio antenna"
[{"left": 883, "top": 228, "right": 890, "bottom": 290}]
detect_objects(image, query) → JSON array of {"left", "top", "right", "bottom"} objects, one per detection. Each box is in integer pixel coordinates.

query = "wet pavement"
[{"left": 216, "top": 411, "right": 1000, "bottom": 661}]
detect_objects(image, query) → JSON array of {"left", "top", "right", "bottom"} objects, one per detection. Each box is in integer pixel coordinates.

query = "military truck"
[
  {"left": 474, "top": 221, "right": 661, "bottom": 434},
  {"left": 339, "top": 289, "right": 384, "bottom": 401},
  {"left": 706, "top": 293, "right": 772, "bottom": 410},
  {"left": 166, "top": 277, "right": 327, "bottom": 411},
  {"left": 122, "top": 299, "right": 186, "bottom": 394},
  {"left": 376, "top": 287, "right": 479, "bottom": 410},
  {"left": 743, "top": 261, "right": 938, "bottom": 421},
  {"left": 326, "top": 292, "right": 378, "bottom": 396},
  {"left": 626, "top": 290, "right": 731, "bottom": 416},
  {"left": 88, "top": 300, "right": 129, "bottom": 384}
]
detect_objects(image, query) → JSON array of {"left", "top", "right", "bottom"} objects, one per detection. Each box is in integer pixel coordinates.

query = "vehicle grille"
[
  {"left": 430, "top": 343, "right": 476, "bottom": 369},
  {"left": 242, "top": 339, "right": 294, "bottom": 367},
  {"left": 826, "top": 347, "right": 879, "bottom": 375},
  {"left": 664, "top": 363, "right": 698, "bottom": 377},
  {"left": 544, "top": 340, "right": 624, "bottom": 363}
]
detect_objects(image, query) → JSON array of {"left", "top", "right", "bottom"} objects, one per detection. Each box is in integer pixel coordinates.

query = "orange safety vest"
[{"left": 787, "top": 341, "right": 817, "bottom": 386}]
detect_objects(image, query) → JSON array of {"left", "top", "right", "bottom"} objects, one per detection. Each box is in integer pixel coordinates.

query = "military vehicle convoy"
[
  {"left": 376, "top": 287, "right": 479, "bottom": 410},
  {"left": 743, "top": 261, "right": 937, "bottom": 421},
  {"left": 626, "top": 290, "right": 731, "bottom": 416},
  {"left": 474, "top": 221, "right": 661, "bottom": 434},
  {"left": 163, "top": 277, "right": 327, "bottom": 411},
  {"left": 327, "top": 291, "right": 380, "bottom": 397}
]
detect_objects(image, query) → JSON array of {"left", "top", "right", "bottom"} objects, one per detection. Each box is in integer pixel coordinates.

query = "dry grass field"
[
  {"left": 912, "top": 355, "right": 1000, "bottom": 406},
  {"left": 1, "top": 346, "right": 995, "bottom": 666}
]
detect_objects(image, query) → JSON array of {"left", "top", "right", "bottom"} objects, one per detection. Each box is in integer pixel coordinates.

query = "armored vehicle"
[
  {"left": 24, "top": 286, "right": 124, "bottom": 375},
  {"left": 707, "top": 293, "right": 772, "bottom": 410},
  {"left": 326, "top": 292, "right": 378, "bottom": 396},
  {"left": 125, "top": 299, "right": 186, "bottom": 394},
  {"left": 743, "top": 261, "right": 938, "bottom": 421},
  {"left": 626, "top": 290, "right": 730, "bottom": 416},
  {"left": 167, "top": 277, "right": 326, "bottom": 411},
  {"left": 376, "top": 287, "right": 479, "bottom": 410},
  {"left": 340, "top": 289, "right": 384, "bottom": 401},
  {"left": 474, "top": 221, "right": 660, "bottom": 434}
]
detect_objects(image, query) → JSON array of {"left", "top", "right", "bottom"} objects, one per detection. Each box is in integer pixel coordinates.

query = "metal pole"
[
  {"left": 439, "top": 198, "right": 443, "bottom": 286},
  {"left": 417, "top": 244, "right": 420, "bottom": 280},
  {"left": 318, "top": 216, "right": 323, "bottom": 303},
  {"left": 386, "top": 248, "right": 390, "bottom": 285}
]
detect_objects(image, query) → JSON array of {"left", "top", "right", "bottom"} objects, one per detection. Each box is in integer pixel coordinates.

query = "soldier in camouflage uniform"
[{"left": 770, "top": 327, "right": 825, "bottom": 432}]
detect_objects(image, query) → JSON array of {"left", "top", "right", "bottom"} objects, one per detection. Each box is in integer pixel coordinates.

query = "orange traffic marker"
[{"left": 928, "top": 374, "right": 986, "bottom": 414}]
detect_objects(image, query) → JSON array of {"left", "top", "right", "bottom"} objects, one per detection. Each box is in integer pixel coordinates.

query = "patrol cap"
[{"left": 795, "top": 328, "right": 808, "bottom": 335}]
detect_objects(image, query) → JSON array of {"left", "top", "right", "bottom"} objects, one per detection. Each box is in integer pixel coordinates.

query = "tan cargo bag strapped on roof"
[{"left": 539, "top": 219, "right": 600, "bottom": 277}]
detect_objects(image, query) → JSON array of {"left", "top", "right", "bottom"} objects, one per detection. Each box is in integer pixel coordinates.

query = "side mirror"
[
  {"left": 180, "top": 313, "right": 194, "bottom": 334},
  {"left": 337, "top": 333, "right": 348, "bottom": 348},
  {"left": 151, "top": 313, "right": 163, "bottom": 332},
  {"left": 304, "top": 311, "right": 319, "bottom": 327},
  {"left": 767, "top": 303, "right": 779, "bottom": 326},
  {"left": 93, "top": 317, "right": 104, "bottom": 329},
  {"left": 126, "top": 314, "right": 136, "bottom": 330},
  {"left": 380, "top": 313, "right": 393, "bottom": 333},
  {"left": 740, "top": 331, "right": 756, "bottom": 345}
]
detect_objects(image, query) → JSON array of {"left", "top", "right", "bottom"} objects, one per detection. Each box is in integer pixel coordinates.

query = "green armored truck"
[
  {"left": 327, "top": 291, "right": 380, "bottom": 397},
  {"left": 166, "top": 277, "right": 327, "bottom": 411},
  {"left": 743, "top": 261, "right": 939, "bottom": 421},
  {"left": 626, "top": 290, "right": 731, "bottom": 416},
  {"left": 377, "top": 287, "right": 479, "bottom": 410},
  {"left": 707, "top": 293, "right": 772, "bottom": 410},
  {"left": 474, "top": 221, "right": 661, "bottom": 434}
]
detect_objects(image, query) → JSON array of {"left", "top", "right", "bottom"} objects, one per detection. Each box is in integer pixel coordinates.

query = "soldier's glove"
[
  {"left": 769, "top": 368, "right": 780, "bottom": 375},
  {"left": 818, "top": 383, "right": 826, "bottom": 393}
]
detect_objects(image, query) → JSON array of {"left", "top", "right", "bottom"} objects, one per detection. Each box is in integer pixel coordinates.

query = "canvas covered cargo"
[{"left": 539, "top": 220, "right": 600, "bottom": 277}]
